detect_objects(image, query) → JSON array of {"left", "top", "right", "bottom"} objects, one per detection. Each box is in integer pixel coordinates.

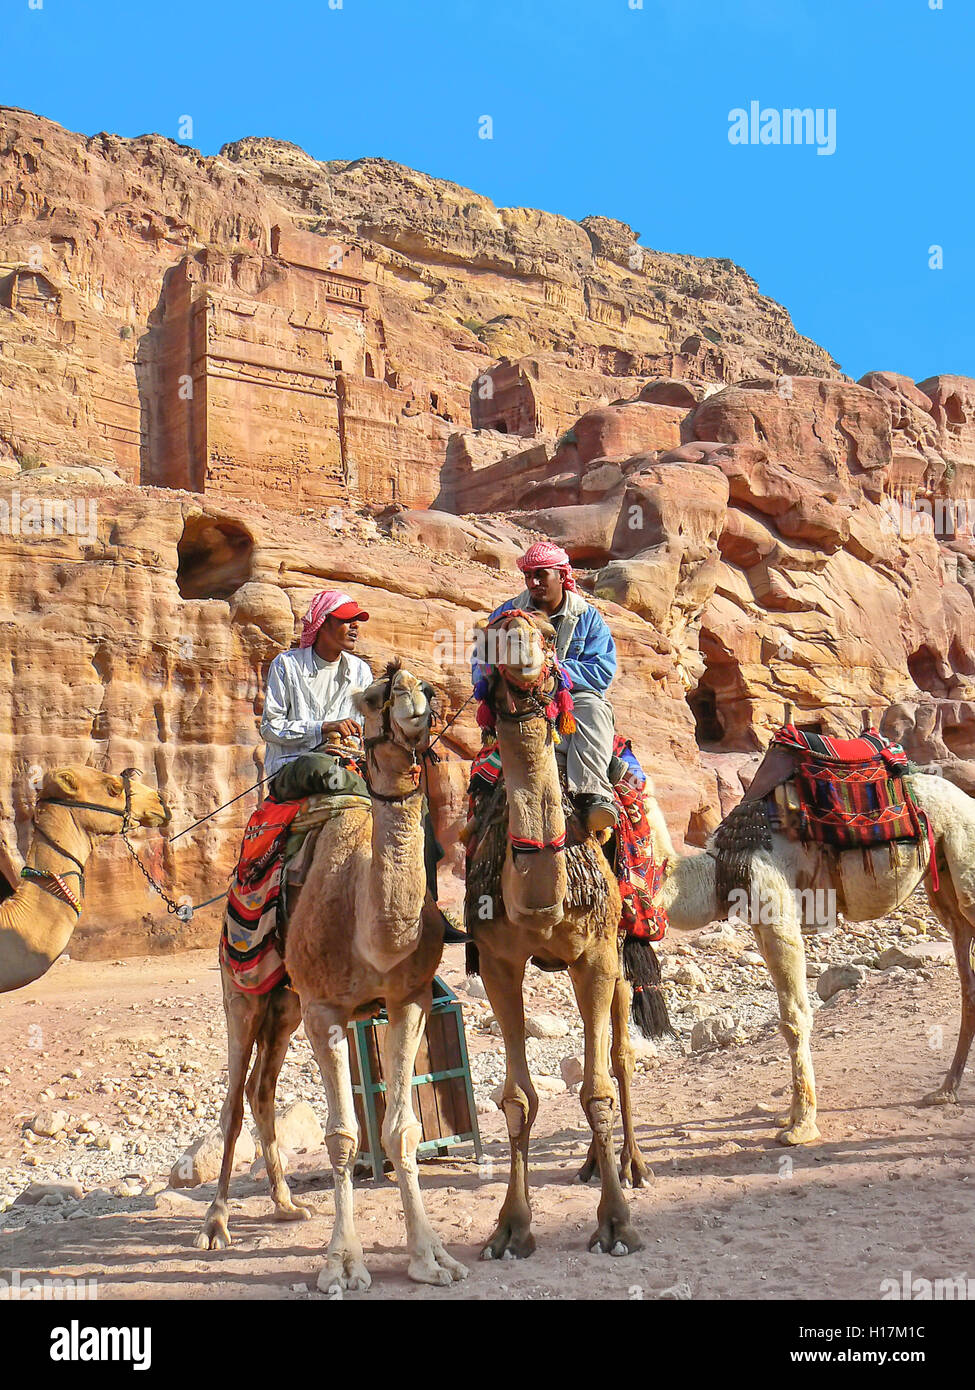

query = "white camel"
[{"left": 641, "top": 772, "right": 975, "bottom": 1143}]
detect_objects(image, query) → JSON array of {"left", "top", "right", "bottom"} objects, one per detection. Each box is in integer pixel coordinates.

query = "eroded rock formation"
[{"left": 3, "top": 107, "right": 975, "bottom": 956}]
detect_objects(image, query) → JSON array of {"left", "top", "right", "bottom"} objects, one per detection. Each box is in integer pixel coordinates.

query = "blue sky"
[{"left": 3, "top": 0, "right": 972, "bottom": 382}]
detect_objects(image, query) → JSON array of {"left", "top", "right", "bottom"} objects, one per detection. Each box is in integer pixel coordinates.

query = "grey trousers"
[{"left": 554, "top": 690, "right": 615, "bottom": 799}]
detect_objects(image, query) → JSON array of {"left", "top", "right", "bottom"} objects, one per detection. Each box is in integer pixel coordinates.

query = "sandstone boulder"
[
  {"left": 171, "top": 1125, "right": 256, "bottom": 1188},
  {"left": 228, "top": 582, "right": 296, "bottom": 647},
  {"left": 817, "top": 964, "right": 865, "bottom": 1001}
]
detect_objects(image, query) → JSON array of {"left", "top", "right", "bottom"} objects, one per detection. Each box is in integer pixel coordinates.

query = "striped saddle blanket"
[
  {"left": 769, "top": 724, "right": 924, "bottom": 849},
  {"left": 220, "top": 757, "right": 370, "bottom": 995}
]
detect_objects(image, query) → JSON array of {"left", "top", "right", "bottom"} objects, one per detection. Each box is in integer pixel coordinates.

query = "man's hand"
[{"left": 322, "top": 718, "right": 361, "bottom": 742}]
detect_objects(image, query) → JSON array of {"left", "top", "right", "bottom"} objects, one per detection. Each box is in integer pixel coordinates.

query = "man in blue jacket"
[{"left": 472, "top": 540, "right": 619, "bottom": 830}]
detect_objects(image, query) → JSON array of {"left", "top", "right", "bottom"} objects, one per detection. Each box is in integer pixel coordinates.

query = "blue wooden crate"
[{"left": 348, "top": 975, "right": 483, "bottom": 1179}]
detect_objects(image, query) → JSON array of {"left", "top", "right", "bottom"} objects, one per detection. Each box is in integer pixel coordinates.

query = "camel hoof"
[
  {"left": 272, "top": 1198, "right": 314, "bottom": 1222},
  {"left": 480, "top": 1223, "right": 536, "bottom": 1261},
  {"left": 408, "top": 1243, "right": 468, "bottom": 1286},
  {"left": 774, "top": 1111, "right": 791, "bottom": 1128},
  {"left": 919, "top": 1088, "right": 959, "bottom": 1108},
  {"left": 775, "top": 1120, "right": 821, "bottom": 1146},
  {"left": 619, "top": 1154, "right": 653, "bottom": 1189},
  {"left": 588, "top": 1218, "right": 641, "bottom": 1256},
  {"left": 194, "top": 1226, "right": 231, "bottom": 1251},
  {"left": 317, "top": 1252, "right": 371, "bottom": 1294},
  {"left": 576, "top": 1159, "right": 597, "bottom": 1185}
]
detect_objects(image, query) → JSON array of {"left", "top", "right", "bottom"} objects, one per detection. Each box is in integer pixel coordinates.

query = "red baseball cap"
[
  {"left": 300, "top": 589, "right": 370, "bottom": 647},
  {"left": 330, "top": 599, "right": 369, "bottom": 622}
]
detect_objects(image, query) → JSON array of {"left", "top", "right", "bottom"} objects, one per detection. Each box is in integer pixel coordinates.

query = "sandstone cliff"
[
  {"left": 2, "top": 107, "right": 974, "bottom": 957},
  {"left": 0, "top": 106, "right": 838, "bottom": 511}
]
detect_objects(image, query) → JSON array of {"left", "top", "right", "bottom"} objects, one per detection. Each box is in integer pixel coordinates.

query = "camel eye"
[{"left": 107, "top": 780, "right": 123, "bottom": 797}]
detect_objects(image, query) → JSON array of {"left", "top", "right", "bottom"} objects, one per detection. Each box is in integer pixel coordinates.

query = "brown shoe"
[{"left": 575, "top": 794, "right": 618, "bottom": 833}]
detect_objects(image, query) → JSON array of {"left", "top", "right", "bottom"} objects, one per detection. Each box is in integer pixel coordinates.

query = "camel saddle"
[{"left": 742, "top": 724, "right": 923, "bottom": 851}]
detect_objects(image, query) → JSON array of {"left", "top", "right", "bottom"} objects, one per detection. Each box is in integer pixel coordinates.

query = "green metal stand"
[{"left": 348, "top": 975, "right": 483, "bottom": 1179}]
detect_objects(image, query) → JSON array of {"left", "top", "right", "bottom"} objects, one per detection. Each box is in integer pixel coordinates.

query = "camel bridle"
[
  {"left": 21, "top": 765, "right": 143, "bottom": 914},
  {"left": 361, "top": 669, "right": 434, "bottom": 804},
  {"left": 24, "top": 768, "right": 184, "bottom": 917}
]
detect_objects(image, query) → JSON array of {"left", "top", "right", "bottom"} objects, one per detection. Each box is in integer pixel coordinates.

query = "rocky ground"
[{"left": 0, "top": 889, "right": 972, "bottom": 1300}]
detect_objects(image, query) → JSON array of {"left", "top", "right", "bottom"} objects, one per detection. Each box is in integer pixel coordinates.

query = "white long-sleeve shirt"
[{"left": 260, "top": 646, "right": 374, "bottom": 778}]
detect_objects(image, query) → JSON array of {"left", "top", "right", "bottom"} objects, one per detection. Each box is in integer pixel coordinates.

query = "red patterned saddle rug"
[
  {"left": 221, "top": 756, "right": 370, "bottom": 995},
  {"left": 769, "top": 725, "right": 934, "bottom": 871},
  {"left": 221, "top": 796, "right": 303, "bottom": 995},
  {"left": 613, "top": 778, "right": 667, "bottom": 942}
]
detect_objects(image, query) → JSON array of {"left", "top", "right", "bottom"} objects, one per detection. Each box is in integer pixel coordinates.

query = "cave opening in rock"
[
  {"left": 176, "top": 515, "right": 255, "bottom": 601},
  {"left": 945, "top": 394, "right": 965, "bottom": 428},
  {"left": 907, "top": 644, "right": 949, "bottom": 697},
  {"left": 688, "top": 680, "right": 725, "bottom": 746}
]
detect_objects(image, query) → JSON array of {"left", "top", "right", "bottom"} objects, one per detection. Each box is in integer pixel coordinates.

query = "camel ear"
[
  {"left": 52, "top": 769, "right": 80, "bottom": 797},
  {"left": 352, "top": 684, "right": 383, "bottom": 715}
]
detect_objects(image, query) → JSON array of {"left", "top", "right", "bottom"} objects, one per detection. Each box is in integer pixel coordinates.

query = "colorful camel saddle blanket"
[
  {"left": 464, "top": 735, "right": 667, "bottom": 943},
  {"left": 221, "top": 753, "right": 371, "bottom": 995},
  {"left": 769, "top": 724, "right": 925, "bottom": 850}
]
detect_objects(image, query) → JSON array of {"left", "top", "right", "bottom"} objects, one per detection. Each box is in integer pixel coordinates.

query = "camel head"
[
  {"left": 476, "top": 610, "right": 568, "bottom": 930},
  {"left": 354, "top": 662, "right": 437, "bottom": 786},
  {"left": 37, "top": 766, "right": 169, "bottom": 836},
  {"left": 477, "top": 610, "right": 557, "bottom": 707}
]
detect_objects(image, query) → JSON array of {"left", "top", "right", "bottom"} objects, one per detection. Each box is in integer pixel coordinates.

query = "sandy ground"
[{"left": 1, "top": 918, "right": 973, "bottom": 1302}]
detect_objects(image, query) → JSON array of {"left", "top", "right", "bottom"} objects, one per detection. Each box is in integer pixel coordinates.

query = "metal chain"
[{"left": 121, "top": 830, "right": 191, "bottom": 919}]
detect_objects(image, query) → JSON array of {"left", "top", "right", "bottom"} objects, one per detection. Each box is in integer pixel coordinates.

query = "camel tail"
[
  {"left": 465, "top": 939, "right": 480, "bottom": 976},
  {"left": 622, "top": 937, "right": 671, "bottom": 1039}
]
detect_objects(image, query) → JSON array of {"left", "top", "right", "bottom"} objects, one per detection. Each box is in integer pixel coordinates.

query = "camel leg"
[
  {"left": 478, "top": 950, "right": 538, "bottom": 1260},
  {"left": 569, "top": 947, "right": 641, "bottom": 1254},
  {"left": 246, "top": 986, "right": 313, "bottom": 1221},
  {"left": 304, "top": 1000, "right": 370, "bottom": 1293},
  {"left": 194, "top": 982, "right": 264, "bottom": 1251},
  {"left": 576, "top": 975, "right": 650, "bottom": 1187},
  {"left": 380, "top": 994, "right": 467, "bottom": 1285},
  {"left": 610, "top": 975, "right": 651, "bottom": 1187},
  {"left": 751, "top": 889, "right": 820, "bottom": 1146},
  {"left": 921, "top": 878, "right": 975, "bottom": 1106}
]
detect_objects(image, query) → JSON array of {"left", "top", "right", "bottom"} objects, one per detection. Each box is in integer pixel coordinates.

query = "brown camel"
[
  {"left": 195, "top": 663, "right": 466, "bottom": 1266},
  {"left": 468, "top": 610, "right": 647, "bottom": 1259},
  {"left": 199, "top": 662, "right": 465, "bottom": 1287},
  {"left": 0, "top": 767, "right": 168, "bottom": 994},
  {"left": 285, "top": 661, "right": 466, "bottom": 1291}
]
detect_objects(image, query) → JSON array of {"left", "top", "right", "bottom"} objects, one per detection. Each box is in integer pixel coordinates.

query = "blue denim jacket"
[{"left": 471, "top": 587, "right": 617, "bottom": 695}]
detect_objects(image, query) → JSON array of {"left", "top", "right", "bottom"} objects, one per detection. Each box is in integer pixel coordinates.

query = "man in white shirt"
[
  {"left": 260, "top": 587, "right": 466, "bottom": 941},
  {"left": 261, "top": 589, "right": 373, "bottom": 781}
]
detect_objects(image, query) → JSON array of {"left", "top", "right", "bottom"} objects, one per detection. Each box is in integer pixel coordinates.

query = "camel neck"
[
  {"left": 0, "top": 878, "right": 81, "bottom": 992},
  {"left": 363, "top": 792, "right": 427, "bottom": 964},
  {"left": 0, "top": 806, "right": 94, "bottom": 993},
  {"left": 29, "top": 804, "right": 92, "bottom": 876},
  {"left": 495, "top": 715, "right": 566, "bottom": 848}
]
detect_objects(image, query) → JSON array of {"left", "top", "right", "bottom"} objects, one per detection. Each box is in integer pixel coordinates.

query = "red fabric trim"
[{"left": 509, "top": 831, "right": 566, "bottom": 851}]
